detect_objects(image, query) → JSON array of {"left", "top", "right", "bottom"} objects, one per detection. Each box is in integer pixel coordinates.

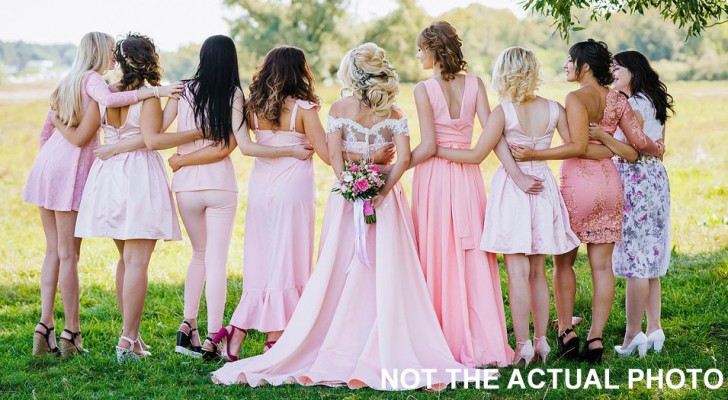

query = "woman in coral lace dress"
[
  {"left": 512, "top": 39, "right": 664, "bottom": 363},
  {"left": 409, "top": 21, "right": 512, "bottom": 367}
]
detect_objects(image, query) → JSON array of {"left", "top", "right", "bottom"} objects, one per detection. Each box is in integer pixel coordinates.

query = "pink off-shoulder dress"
[
  {"left": 22, "top": 71, "right": 139, "bottom": 211},
  {"left": 228, "top": 99, "right": 317, "bottom": 332},
  {"left": 411, "top": 75, "right": 513, "bottom": 367}
]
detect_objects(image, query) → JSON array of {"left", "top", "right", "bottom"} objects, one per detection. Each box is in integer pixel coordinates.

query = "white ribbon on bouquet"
[{"left": 349, "top": 199, "right": 372, "bottom": 271}]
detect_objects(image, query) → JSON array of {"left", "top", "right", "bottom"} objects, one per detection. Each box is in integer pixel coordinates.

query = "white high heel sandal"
[
  {"left": 614, "top": 332, "right": 648, "bottom": 358},
  {"left": 116, "top": 335, "right": 144, "bottom": 364},
  {"left": 513, "top": 340, "right": 535, "bottom": 367},
  {"left": 534, "top": 336, "right": 551, "bottom": 363},
  {"left": 646, "top": 329, "right": 665, "bottom": 353}
]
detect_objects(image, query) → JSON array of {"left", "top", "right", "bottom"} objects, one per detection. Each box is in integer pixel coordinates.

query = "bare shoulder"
[
  {"left": 329, "top": 96, "right": 357, "bottom": 117},
  {"left": 389, "top": 107, "right": 406, "bottom": 120}
]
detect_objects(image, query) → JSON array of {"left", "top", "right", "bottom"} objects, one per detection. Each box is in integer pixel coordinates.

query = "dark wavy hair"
[
  {"left": 614, "top": 51, "right": 675, "bottom": 124},
  {"left": 182, "top": 35, "right": 242, "bottom": 148},
  {"left": 569, "top": 39, "right": 613, "bottom": 86},
  {"left": 248, "top": 46, "right": 319, "bottom": 130},
  {"left": 417, "top": 21, "right": 467, "bottom": 81},
  {"left": 115, "top": 33, "right": 161, "bottom": 91}
]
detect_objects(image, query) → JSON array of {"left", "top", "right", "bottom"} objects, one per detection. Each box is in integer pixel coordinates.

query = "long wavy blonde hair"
[
  {"left": 337, "top": 43, "right": 399, "bottom": 117},
  {"left": 50, "top": 32, "right": 115, "bottom": 127},
  {"left": 491, "top": 47, "right": 541, "bottom": 104}
]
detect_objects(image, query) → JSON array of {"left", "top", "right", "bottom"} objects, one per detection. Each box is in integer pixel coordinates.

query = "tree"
[
  {"left": 224, "top": 0, "right": 350, "bottom": 77},
  {"left": 523, "top": 0, "right": 728, "bottom": 41},
  {"left": 364, "top": 0, "right": 430, "bottom": 82}
]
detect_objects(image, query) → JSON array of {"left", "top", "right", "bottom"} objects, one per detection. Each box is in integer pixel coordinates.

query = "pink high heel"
[
  {"left": 212, "top": 325, "right": 246, "bottom": 362},
  {"left": 263, "top": 340, "right": 277, "bottom": 353}
]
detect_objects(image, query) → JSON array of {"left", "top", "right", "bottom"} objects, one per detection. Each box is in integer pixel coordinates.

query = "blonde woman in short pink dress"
[
  {"left": 512, "top": 39, "right": 664, "bottom": 363},
  {"left": 22, "top": 32, "right": 181, "bottom": 357},
  {"left": 409, "top": 21, "right": 512, "bottom": 367}
]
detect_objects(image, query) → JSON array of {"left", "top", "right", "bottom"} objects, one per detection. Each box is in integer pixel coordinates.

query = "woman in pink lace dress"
[
  {"left": 409, "top": 21, "right": 512, "bottom": 368},
  {"left": 22, "top": 32, "right": 181, "bottom": 357},
  {"left": 512, "top": 39, "right": 664, "bottom": 363}
]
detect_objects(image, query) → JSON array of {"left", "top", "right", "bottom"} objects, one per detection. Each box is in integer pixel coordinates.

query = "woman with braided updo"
[
  {"left": 212, "top": 43, "right": 483, "bottom": 391},
  {"left": 71, "top": 33, "right": 204, "bottom": 363},
  {"left": 409, "top": 20, "right": 513, "bottom": 367}
]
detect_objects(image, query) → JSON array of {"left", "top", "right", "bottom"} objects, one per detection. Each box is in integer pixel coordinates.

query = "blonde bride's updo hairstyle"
[
  {"left": 337, "top": 42, "right": 399, "bottom": 117},
  {"left": 491, "top": 46, "right": 541, "bottom": 104}
]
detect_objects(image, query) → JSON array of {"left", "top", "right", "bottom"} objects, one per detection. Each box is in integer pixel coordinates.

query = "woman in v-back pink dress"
[{"left": 409, "top": 21, "right": 512, "bottom": 367}]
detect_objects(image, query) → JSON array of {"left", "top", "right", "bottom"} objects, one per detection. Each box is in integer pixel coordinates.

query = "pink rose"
[
  {"left": 368, "top": 165, "right": 381, "bottom": 173},
  {"left": 353, "top": 178, "right": 370, "bottom": 193},
  {"left": 349, "top": 164, "right": 360, "bottom": 172}
]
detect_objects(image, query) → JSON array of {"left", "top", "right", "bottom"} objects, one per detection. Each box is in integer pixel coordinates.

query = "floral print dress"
[{"left": 612, "top": 95, "right": 671, "bottom": 278}]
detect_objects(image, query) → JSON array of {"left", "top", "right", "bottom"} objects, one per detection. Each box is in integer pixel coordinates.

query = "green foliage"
[
  {"left": 0, "top": 41, "right": 76, "bottom": 71},
  {"left": 363, "top": 0, "right": 430, "bottom": 82},
  {"left": 224, "top": 0, "right": 350, "bottom": 77},
  {"left": 160, "top": 43, "right": 202, "bottom": 82},
  {"left": 523, "top": 0, "right": 728, "bottom": 41}
]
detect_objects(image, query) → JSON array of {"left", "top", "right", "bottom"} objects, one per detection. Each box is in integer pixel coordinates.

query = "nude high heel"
[
  {"left": 513, "top": 340, "right": 535, "bottom": 367},
  {"left": 534, "top": 336, "right": 551, "bottom": 364}
]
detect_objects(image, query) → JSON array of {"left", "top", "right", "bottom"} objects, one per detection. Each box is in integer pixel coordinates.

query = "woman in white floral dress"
[{"left": 588, "top": 50, "right": 672, "bottom": 358}]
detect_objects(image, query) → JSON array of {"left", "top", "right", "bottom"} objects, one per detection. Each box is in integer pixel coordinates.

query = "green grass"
[{"left": 0, "top": 81, "right": 727, "bottom": 399}]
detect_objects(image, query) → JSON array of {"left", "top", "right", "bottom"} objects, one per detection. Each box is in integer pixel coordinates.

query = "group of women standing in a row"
[{"left": 24, "top": 19, "right": 672, "bottom": 391}]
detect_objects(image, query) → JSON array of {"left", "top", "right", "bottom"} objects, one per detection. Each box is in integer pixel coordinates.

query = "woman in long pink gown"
[
  {"left": 408, "top": 21, "right": 512, "bottom": 367},
  {"left": 211, "top": 43, "right": 486, "bottom": 390},
  {"left": 511, "top": 39, "right": 664, "bottom": 363}
]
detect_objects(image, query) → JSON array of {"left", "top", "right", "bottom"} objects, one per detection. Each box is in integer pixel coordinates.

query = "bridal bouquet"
[{"left": 332, "top": 161, "right": 386, "bottom": 224}]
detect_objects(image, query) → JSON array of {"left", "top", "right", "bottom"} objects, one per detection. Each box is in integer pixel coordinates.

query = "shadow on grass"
[{"left": 0, "top": 248, "right": 726, "bottom": 399}]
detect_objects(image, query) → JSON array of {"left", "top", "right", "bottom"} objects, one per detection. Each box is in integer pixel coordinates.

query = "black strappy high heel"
[
  {"left": 557, "top": 328, "right": 580, "bottom": 360},
  {"left": 580, "top": 337, "right": 604, "bottom": 364},
  {"left": 58, "top": 329, "right": 88, "bottom": 358},
  {"left": 175, "top": 320, "right": 202, "bottom": 358},
  {"left": 33, "top": 322, "right": 60, "bottom": 357}
]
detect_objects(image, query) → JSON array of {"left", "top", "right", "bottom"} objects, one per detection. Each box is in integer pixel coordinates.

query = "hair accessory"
[
  {"left": 349, "top": 50, "right": 389, "bottom": 85},
  {"left": 118, "top": 39, "right": 127, "bottom": 58}
]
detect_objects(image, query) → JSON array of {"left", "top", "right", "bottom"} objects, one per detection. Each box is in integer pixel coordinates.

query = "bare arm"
[
  {"left": 408, "top": 82, "right": 437, "bottom": 169},
  {"left": 435, "top": 105, "right": 505, "bottom": 164},
  {"left": 232, "top": 92, "right": 312, "bottom": 159},
  {"left": 162, "top": 98, "right": 179, "bottom": 132},
  {"left": 168, "top": 133, "right": 236, "bottom": 172},
  {"left": 94, "top": 136, "right": 147, "bottom": 160},
  {"left": 301, "top": 107, "right": 331, "bottom": 165},
  {"left": 139, "top": 98, "right": 201, "bottom": 150},
  {"left": 588, "top": 124, "right": 638, "bottom": 161},
  {"left": 50, "top": 101, "right": 101, "bottom": 147},
  {"left": 327, "top": 115, "right": 346, "bottom": 181},
  {"left": 474, "top": 76, "right": 492, "bottom": 131},
  {"left": 511, "top": 92, "right": 588, "bottom": 161},
  {"left": 373, "top": 127, "right": 411, "bottom": 208}
]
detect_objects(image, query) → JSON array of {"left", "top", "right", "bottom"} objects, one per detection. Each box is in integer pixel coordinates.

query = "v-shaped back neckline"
[{"left": 429, "top": 76, "right": 469, "bottom": 121}]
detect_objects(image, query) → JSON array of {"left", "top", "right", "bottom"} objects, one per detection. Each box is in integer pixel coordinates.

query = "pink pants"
[{"left": 176, "top": 190, "right": 237, "bottom": 334}]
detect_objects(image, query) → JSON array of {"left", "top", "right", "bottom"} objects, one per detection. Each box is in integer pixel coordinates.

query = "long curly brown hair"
[
  {"left": 115, "top": 33, "right": 162, "bottom": 91},
  {"left": 248, "top": 46, "right": 319, "bottom": 130},
  {"left": 417, "top": 21, "right": 467, "bottom": 81}
]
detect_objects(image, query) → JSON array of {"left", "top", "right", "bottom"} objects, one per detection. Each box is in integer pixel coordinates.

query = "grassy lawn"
[{"left": 0, "top": 81, "right": 726, "bottom": 399}]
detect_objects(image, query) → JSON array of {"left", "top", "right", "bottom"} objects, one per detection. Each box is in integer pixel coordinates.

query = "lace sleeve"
[
  {"left": 39, "top": 108, "right": 54, "bottom": 148},
  {"left": 326, "top": 115, "right": 343, "bottom": 136},
  {"left": 391, "top": 118, "right": 410, "bottom": 136},
  {"left": 619, "top": 99, "right": 664, "bottom": 158},
  {"left": 84, "top": 72, "right": 139, "bottom": 108}
]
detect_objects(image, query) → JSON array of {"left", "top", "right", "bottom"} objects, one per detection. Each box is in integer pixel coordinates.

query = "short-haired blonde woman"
[
  {"left": 435, "top": 47, "right": 581, "bottom": 366},
  {"left": 212, "top": 43, "right": 481, "bottom": 390},
  {"left": 22, "top": 32, "right": 181, "bottom": 357},
  {"left": 409, "top": 20, "right": 513, "bottom": 367}
]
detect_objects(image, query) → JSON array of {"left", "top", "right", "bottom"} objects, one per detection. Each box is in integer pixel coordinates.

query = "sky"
[{"left": 0, "top": 0, "right": 526, "bottom": 51}]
